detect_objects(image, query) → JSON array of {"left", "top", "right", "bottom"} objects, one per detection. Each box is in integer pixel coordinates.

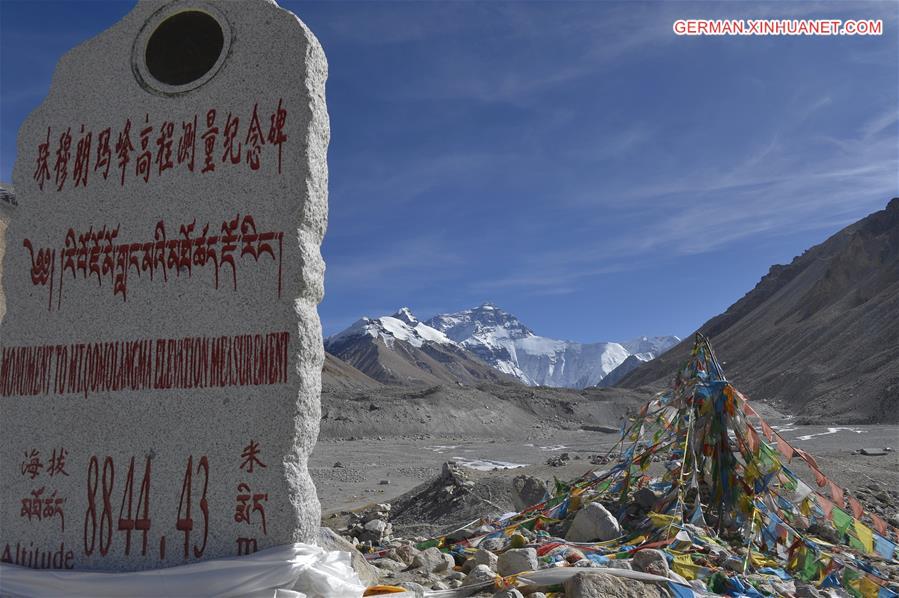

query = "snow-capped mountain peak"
[
  {"left": 328, "top": 309, "right": 453, "bottom": 350},
  {"left": 392, "top": 307, "right": 418, "bottom": 325},
  {"left": 425, "top": 305, "right": 680, "bottom": 389},
  {"left": 328, "top": 303, "right": 678, "bottom": 390}
]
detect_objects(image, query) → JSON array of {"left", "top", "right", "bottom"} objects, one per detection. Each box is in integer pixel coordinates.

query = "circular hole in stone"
[{"left": 145, "top": 10, "right": 224, "bottom": 87}]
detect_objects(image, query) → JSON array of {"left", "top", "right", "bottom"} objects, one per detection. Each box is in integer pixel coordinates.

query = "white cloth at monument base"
[{"left": 0, "top": 543, "right": 365, "bottom": 598}]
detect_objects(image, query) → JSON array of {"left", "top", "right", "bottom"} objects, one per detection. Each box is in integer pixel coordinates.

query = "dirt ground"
[{"left": 311, "top": 416, "right": 899, "bottom": 520}]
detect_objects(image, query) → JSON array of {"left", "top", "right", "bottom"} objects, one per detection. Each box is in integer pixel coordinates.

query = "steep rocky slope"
[{"left": 618, "top": 198, "right": 899, "bottom": 423}]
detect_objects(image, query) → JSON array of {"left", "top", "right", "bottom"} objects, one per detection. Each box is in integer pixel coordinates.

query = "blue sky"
[{"left": 2, "top": 1, "right": 897, "bottom": 343}]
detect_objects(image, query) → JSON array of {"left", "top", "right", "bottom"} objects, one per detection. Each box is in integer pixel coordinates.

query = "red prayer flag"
[
  {"left": 737, "top": 400, "right": 758, "bottom": 416},
  {"left": 775, "top": 435, "right": 794, "bottom": 462},
  {"left": 760, "top": 420, "right": 775, "bottom": 442},
  {"left": 796, "top": 448, "right": 820, "bottom": 471},
  {"left": 812, "top": 466, "right": 827, "bottom": 488},
  {"left": 829, "top": 481, "right": 844, "bottom": 508},
  {"left": 817, "top": 495, "right": 834, "bottom": 520},
  {"left": 871, "top": 514, "right": 888, "bottom": 536},
  {"left": 849, "top": 497, "right": 864, "bottom": 520},
  {"left": 747, "top": 425, "right": 760, "bottom": 454}
]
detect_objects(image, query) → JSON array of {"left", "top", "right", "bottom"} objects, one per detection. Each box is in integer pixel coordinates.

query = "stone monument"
[{"left": 0, "top": 0, "right": 328, "bottom": 571}]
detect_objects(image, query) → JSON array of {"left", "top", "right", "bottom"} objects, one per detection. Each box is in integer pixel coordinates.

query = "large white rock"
[
  {"left": 566, "top": 502, "right": 621, "bottom": 542},
  {"left": 0, "top": 0, "right": 328, "bottom": 571}
]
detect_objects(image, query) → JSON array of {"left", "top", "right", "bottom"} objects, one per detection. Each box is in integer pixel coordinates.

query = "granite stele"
[{"left": 0, "top": 0, "right": 329, "bottom": 571}]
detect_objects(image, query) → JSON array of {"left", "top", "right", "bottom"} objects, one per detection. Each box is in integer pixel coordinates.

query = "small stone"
[
  {"left": 412, "top": 547, "right": 454, "bottom": 573},
  {"left": 462, "top": 564, "right": 498, "bottom": 587},
  {"left": 371, "top": 558, "right": 405, "bottom": 572},
  {"left": 632, "top": 549, "right": 669, "bottom": 577},
  {"left": 379, "top": 479, "right": 390, "bottom": 485},
  {"left": 431, "top": 581, "right": 449, "bottom": 590},
  {"left": 511, "top": 475, "right": 550, "bottom": 511},
  {"left": 480, "top": 537, "right": 506, "bottom": 552},
  {"left": 563, "top": 571, "right": 662, "bottom": 598},
  {"left": 364, "top": 519, "right": 388, "bottom": 533},
  {"left": 389, "top": 544, "right": 420, "bottom": 566},
  {"left": 472, "top": 548, "right": 499, "bottom": 571},
  {"left": 498, "top": 548, "right": 538, "bottom": 576},
  {"left": 447, "top": 571, "right": 466, "bottom": 581},
  {"left": 566, "top": 502, "right": 621, "bottom": 542},
  {"left": 333, "top": 461, "right": 344, "bottom": 468},
  {"left": 448, "top": 579, "right": 463, "bottom": 589},
  {"left": 493, "top": 590, "right": 524, "bottom": 598}
]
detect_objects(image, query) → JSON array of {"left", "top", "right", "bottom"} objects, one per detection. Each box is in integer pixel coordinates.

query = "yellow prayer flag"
[{"left": 853, "top": 519, "right": 874, "bottom": 555}]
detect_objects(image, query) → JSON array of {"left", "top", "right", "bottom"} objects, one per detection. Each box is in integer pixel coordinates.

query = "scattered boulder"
[
  {"left": 371, "top": 558, "right": 405, "bottom": 572},
  {"left": 462, "top": 564, "right": 499, "bottom": 587},
  {"left": 388, "top": 543, "right": 420, "bottom": 566},
  {"left": 494, "top": 590, "right": 525, "bottom": 598},
  {"left": 497, "top": 548, "right": 538, "bottom": 576},
  {"left": 860, "top": 448, "right": 887, "bottom": 456},
  {"left": 562, "top": 571, "right": 663, "bottom": 598},
  {"left": 412, "top": 547, "right": 454, "bottom": 573},
  {"left": 511, "top": 475, "right": 550, "bottom": 510},
  {"left": 474, "top": 548, "right": 499, "bottom": 571},
  {"left": 632, "top": 549, "right": 669, "bottom": 578},
  {"left": 566, "top": 502, "right": 621, "bottom": 542}
]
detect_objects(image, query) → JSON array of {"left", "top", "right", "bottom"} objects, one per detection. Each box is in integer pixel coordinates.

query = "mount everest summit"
[{"left": 326, "top": 303, "right": 678, "bottom": 389}]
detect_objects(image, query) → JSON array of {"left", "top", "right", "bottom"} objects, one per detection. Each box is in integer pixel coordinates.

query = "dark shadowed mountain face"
[{"left": 618, "top": 198, "right": 899, "bottom": 424}]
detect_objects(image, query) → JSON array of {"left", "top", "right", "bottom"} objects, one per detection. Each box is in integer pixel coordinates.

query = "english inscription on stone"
[{"left": 0, "top": 0, "right": 329, "bottom": 571}]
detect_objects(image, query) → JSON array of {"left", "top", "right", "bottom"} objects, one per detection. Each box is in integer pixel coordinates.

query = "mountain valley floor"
[{"left": 311, "top": 386, "right": 899, "bottom": 520}]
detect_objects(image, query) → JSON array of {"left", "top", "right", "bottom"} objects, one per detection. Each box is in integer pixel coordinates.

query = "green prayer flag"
[{"left": 832, "top": 508, "right": 853, "bottom": 533}]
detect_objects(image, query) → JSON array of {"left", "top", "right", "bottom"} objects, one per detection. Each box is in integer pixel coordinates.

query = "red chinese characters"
[
  {"left": 32, "top": 99, "right": 288, "bottom": 191},
  {"left": 234, "top": 441, "right": 269, "bottom": 555}
]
